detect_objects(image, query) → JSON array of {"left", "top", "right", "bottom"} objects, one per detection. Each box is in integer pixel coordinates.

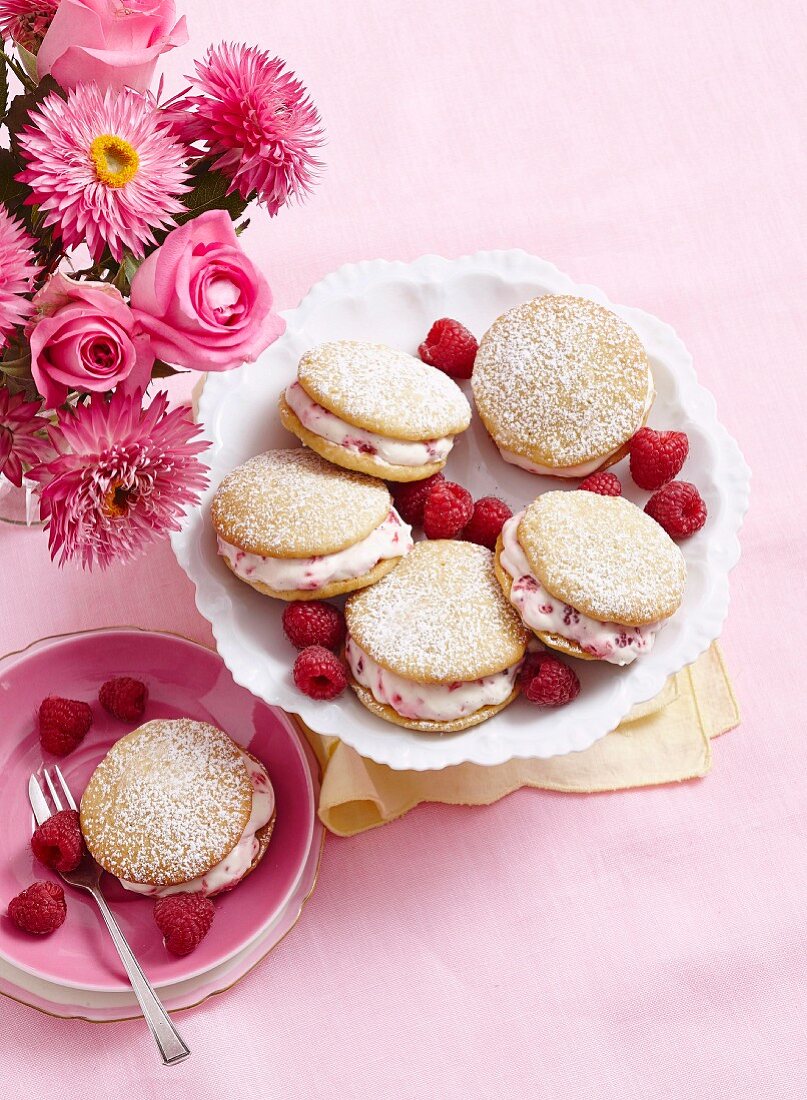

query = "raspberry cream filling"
[
  {"left": 285, "top": 381, "right": 454, "bottom": 467},
  {"left": 218, "top": 508, "right": 413, "bottom": 591},
  {"left": 499, "top": 512, "right": 659, "bottom": 666},
  {"left": 346, "top": 635, "right": 519, "bottom": 722},
  {"left": 119, "top": 752, "right": 275, "bottom": 898},
  {"left": 498, "top": 375, "right": 655, "bottom": 478}
]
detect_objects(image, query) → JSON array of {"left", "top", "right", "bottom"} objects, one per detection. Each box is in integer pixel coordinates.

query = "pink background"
[{"left": 1, "top": 0, "right": 805, "bottom": 1095}]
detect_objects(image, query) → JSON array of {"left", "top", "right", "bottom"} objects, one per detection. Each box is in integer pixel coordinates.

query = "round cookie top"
[
  {"left": 518, "top": 491, "right": 686, "bottom": 625},
  {"left": 297, "top": 340, "right": 472, "bottom": 440},
  {"left": 472, "top": 295, "right": 651, "bottom": 467},
  {"left": 346, "top": 539, "right": 528, "bottom": 684},
  {"left": 80, "top": 720, "right": 253, "bottom": 887},
  {"left": 212, "top": 448, "right": 391, "bottom": 558}
]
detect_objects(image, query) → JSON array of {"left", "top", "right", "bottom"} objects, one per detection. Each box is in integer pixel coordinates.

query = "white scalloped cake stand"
[{"left": 172, "top": 250, "right": 750, "bottom": 772}]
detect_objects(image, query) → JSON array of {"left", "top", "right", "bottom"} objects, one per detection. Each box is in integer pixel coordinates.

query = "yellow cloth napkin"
[{"left": 300, "top": 643, "right": 739, "bottom": 836}]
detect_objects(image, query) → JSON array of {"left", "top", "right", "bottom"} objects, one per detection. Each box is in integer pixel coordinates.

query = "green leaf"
[
  {"left": 6, "top": 75, "right": 66, "bottom": 159},
  {"left": 112, "top": 264, "right": 127, "bottom": 294},
  {"left": 0, "top": 148, "right": 28, "bottom": 213},
  {"left": 124, "top": 252, "right": 143, "bottom": 283},
  {"left": 0, "top": 349, "right": 36, "bottom": 400},
  {"left": 175, "top": 168, "right": 250, "bottom": 226},
  {"left": 151, "top": 360, "right": 181, "bottom": 378},
  {"left": 0, "top": 52, "right": 8, "bottom": 120},
  {"left": 111, "top": 252, "right": 144, "bottom": 295}
]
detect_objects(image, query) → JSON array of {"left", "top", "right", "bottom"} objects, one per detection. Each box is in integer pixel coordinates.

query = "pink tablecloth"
[{"left": 1, "top": 2, "right": 804, "bottom": 1096}]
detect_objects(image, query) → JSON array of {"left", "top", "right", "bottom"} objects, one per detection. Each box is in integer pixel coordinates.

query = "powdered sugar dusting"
[
  {"left": 298, "top": 340, "right": 472, "bottom": 440},
  {"left": 472, "top": 295, "right": 651, "bottom": 467},
  {"left": 346, "top": 540, "right": 528, "bottom": 683},
  {"left": 519, "top": 492, "right": 686, "bottom": 626},
  {"left": 211, "top": 448, "right": 391, "bottom": 557},
  {"left": 80, "top": 720, "right": 252, "bottom": 886}
]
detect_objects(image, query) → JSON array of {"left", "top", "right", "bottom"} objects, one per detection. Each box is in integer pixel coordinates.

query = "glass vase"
[{"left": 0, "top": 474, "right": 42, "bottom": 527}]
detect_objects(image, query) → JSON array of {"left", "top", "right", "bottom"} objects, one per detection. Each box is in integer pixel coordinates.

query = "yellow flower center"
[
  {"left": 102, "top": 482, "right": 133, "bottom": 518},
  {"left": 89, "top": 134, "right": 140, "bottom": 188}
]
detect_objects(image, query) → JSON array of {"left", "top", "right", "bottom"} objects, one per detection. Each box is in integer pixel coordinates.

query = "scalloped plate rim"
[{"left": 172, "top": 249, "right": 750, "bottom": 771}]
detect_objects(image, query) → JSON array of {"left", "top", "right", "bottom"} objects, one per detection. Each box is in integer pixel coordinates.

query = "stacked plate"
[{"left": 0, "top": 629, "right": 324, "bottom": 1022}]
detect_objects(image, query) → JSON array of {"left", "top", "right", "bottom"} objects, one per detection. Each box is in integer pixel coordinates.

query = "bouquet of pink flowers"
[{"left": 0, "top": 0, "right": 323, "bottom": 568}]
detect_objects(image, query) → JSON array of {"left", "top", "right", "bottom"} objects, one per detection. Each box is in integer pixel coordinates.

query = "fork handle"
[{"left": 91, "top": 887, "right": 190, "bottom": 1065}]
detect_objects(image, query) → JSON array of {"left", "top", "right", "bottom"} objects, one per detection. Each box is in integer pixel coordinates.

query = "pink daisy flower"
[
  {"left": 0, "top": 389, "right": 50, "bottom": 487},
  {"left": 29, "top": 389, "right": 209, "bottom": 570},
  {"left": 0, "top": 206, "right": 40, "bottom": 351},
  {"left": 0, "top": 0, "right": 58, "bottom": 52},
  {"left": 17, "top": 84, "right": 191, "bottom": 262},
  {"left": 184, "top": 42, "right": 324, "bottom": 215}
]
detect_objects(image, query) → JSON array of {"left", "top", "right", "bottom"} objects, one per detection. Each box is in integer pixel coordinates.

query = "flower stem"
[{"left": 2, "top": 51, "right": 36, "bottom": 93}]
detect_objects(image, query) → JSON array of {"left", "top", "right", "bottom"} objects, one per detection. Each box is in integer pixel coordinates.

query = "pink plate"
[{"left": 0, "top": 628, "right": 322, "bottom": 1001}]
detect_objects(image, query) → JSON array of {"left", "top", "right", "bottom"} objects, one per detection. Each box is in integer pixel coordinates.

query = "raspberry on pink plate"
[
  {"left": 154, "top": 893, "right": 214, "bottom": 956},
  {"left": 31, "top": 809, "right": 84, "bottom": 873},
  {"left": 38, "top": 696, "right": 92, "bottom": 756},
  {"left": 8, "top": 881, "right": 67, "bottom": 935},
  {"left": 99, "top": 676, "right": 148, "bottom": 721}
]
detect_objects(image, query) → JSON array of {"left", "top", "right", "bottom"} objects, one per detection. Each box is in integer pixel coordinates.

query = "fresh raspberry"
[
  {"left": 463, "top": 496, "right": 513, "bottom": 549},
  {"left": 99, "top": 677, "right": 148, "bottom": 721},
  {"left": 31, "top": 809, "right": 84, "bottom": 873},
  {"left": 154, "top": 893, "right": 214, "bottom": 957},
  {"left": 629, "top": 427, "right": 689, "bottom": 490},
  {"left": 38, "top": 696, "right": 93, "bottom": 756},
  {"left": 282, "top": 601, "right": 346, "bottom": 651},
  {"left": 644, "top": 481, "right": 707, "bottom": 539},
  {"left": 519, "top": 651, "right": 580, "bottom": 707},
  {"left": 579, "top": 471, "right": 622, "bottom": 497},
  {"left": 418, "top": 318, "right": 478, "bottom": 379},
  {"left": 8, "top": 881, "right": 67, "bottom": 935},
  {"left": 392, "top": 472, "right": 444, "bottom": 526},
  {"left": 423, "top": 479, "right": 474, "bottom": 539},
  {"left": 293, "top": 646, "right": 348, "bottom": 700}
]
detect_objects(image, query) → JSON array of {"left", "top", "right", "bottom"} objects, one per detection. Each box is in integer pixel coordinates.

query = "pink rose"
[
  {"left": 37, "top": 0, "right": 187, "bottom": 93},
  {"left": 130, "top": 210, "right": 285, "bottom": 371},
  {"left": 30, "top": 275, "right": 153, "bottom": 409}
]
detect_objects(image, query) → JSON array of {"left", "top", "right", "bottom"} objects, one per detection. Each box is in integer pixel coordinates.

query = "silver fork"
[{"left": 29, "top": 766, "right": 190, "bottom": 1065}]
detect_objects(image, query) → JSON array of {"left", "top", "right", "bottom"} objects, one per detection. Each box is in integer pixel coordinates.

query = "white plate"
[{"left": 172, "top": 250, "right": 750, "bottom": 772}]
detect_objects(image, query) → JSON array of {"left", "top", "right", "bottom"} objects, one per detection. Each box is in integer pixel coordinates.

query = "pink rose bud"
[
  {"left": 130, "top": 210, "right": 285, "bottom": 372},
  {"left": 29, "top": 275, "right": 153, "bottom": 409},
  {"left": 37, "top": 0, "right": 188, "bottom": 94}
]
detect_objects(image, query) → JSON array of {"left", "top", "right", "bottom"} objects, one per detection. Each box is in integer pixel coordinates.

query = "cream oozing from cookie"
[
  {"left": 498, "top": 376, "right": 655, "bottom": 477},
  {"left": 346, "top": 636, "right": 519, "bottom": 722},
  {"left": 285, "top": 381, "right": 454, "bottom": 467},
  {"left": 119, "top": 753, "right": 275, "bottom": 897},
  {"left": 218, "top": 508, "right": 412, "bottom": 591},
  {"left": 499, "top": 512, "right": 659, "bottom": 665}
]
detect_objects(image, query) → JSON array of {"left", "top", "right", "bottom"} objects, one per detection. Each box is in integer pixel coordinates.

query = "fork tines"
[{"left": 29, "top": 765, "right": 78, "bottom": 827}]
